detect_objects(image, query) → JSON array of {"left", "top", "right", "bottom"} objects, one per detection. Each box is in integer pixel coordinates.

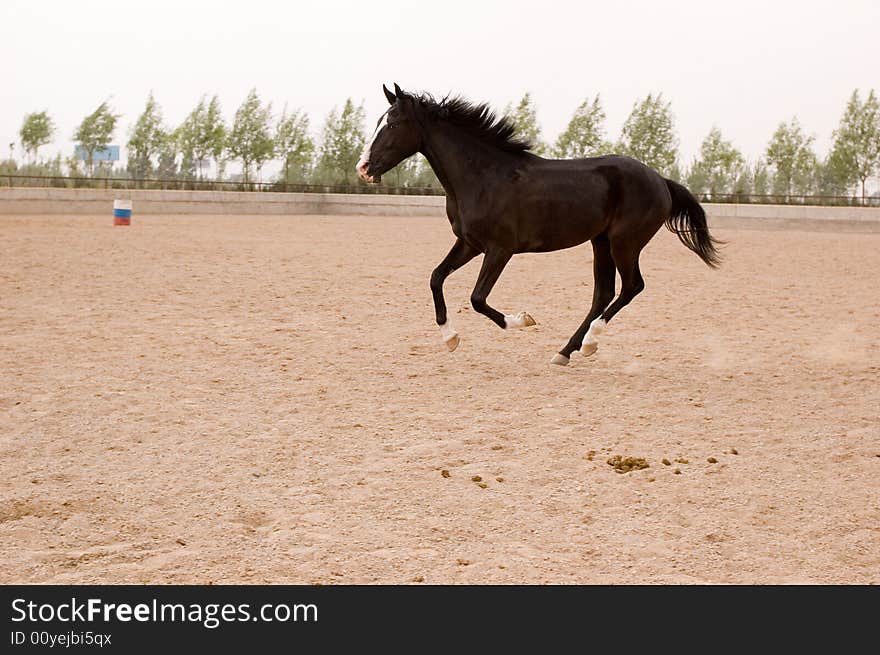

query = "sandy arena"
[{"left": 1, "top": 213, "right": 878, "bottom": 584}]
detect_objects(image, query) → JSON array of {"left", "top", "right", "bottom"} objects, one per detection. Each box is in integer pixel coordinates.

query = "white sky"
[{"left": 2, "top": 0, "right": 878, "bottom": 173}]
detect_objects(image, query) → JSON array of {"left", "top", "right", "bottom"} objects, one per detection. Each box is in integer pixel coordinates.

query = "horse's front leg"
[
  {"left": 470, "top": 248, "right": 537, "bottom": 330},
  {"left": 431, "top": 238, "right": 478, "bottom": 351}
]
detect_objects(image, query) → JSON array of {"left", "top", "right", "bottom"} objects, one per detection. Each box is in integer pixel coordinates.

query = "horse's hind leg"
[
  {"left": 552, "top": 236, "right": 615, "bottom": 365},
  {"left": 578, "top": 238, "right": 645, "bottom": 355}
]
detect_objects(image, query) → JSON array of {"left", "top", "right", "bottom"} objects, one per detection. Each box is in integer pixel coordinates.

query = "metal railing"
[
  {"left": 0, "top": 174, "right": 445, "bottom": 196},
  {"left": 1, "top": 174, "right": 877, "bottom": 206},
  {"left": 695, "top": 192, "right": 879, "bottom": 207}
]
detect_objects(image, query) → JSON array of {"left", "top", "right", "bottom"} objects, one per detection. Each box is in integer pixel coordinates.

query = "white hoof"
[
  {"left": 550, "top": 353, "right": 570, "bottom": 366},
  {"left": 439, "top": 322, "right": 459, "bottom": 352},
  {"left": 580, "top": 341, "right": 598, "bottom": 357},
  {"left": 504, "top": 311, "right": 537, "bottom": 329}
]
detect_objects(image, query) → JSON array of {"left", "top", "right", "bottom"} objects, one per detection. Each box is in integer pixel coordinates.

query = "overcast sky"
[{"left": 2, "top": 0, "right": 878, "bottom": 172}]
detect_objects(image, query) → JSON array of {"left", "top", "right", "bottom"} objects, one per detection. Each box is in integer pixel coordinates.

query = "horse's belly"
[{"left": 519, "top": 213, "right": 602, "bottom": 253}]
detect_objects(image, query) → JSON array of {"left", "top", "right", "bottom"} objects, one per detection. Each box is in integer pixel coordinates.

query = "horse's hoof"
[
  {"left": 505, "top": 311, "right": 537, "bottom": 329},
  {"left": 580, "top": 341, "right": 598, "bottom": 357},
  {"left": 445, "top": 333, "right": 460, "bottom": 352},
  {"left": 550, "top": 353, "right": 570, "bottom": 366}
]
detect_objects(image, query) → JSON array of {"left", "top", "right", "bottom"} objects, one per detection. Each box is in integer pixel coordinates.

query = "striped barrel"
[{"left": 113, "top": 199, "right": 132, "bottom": 225}]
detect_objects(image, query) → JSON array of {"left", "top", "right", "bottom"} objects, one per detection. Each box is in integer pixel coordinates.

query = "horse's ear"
[
  {"left": 382, "top": 84, "right": 396, "bottom": 105},
  {"left": 393, "top": 82, "right": 404, "bottom": 98}
]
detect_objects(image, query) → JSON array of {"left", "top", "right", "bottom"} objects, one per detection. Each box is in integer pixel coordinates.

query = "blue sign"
[{"left": 75, "top": 145, "right": 120, "bottom": 162}]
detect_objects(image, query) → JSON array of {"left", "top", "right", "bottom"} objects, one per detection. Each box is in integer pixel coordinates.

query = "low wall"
[
  {"left": 0, "top": 187, "right": 446, "bottom": 218},
  {"left": 702, "top": 202, "right": 880, "bottom": 232},
  {"left": 1, "top": 187, "right": 878, "bottom": 231}
]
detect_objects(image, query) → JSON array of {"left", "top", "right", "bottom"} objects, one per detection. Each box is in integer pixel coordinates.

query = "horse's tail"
[{"left": 664, "top": 178, "right": 722, "bottom": 268}]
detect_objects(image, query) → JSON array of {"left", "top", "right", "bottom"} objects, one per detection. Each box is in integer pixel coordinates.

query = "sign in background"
[{"left": 74, "top": 145, "right": 120, "bottom": 162}]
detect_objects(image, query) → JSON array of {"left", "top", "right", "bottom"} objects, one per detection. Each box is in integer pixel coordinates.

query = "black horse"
[{"left": 357, "top": 84, "right": 720, "bottom": 365}]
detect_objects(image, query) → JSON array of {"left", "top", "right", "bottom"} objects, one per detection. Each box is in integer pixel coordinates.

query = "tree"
[
  {"left": 177, "top": 95, "right": 227, "bottom": 179},
  {"left": 228, "top": 89, "right": 274, "bottom": 183},
  {"left": 19, "top": 111, "right": 56, "bottom": 163},
  {"left": 127, "top": 93, "right": 166, "bottom": 178},
  {"left": 504, "top": 92, "right": 546, "bottom": 154},
  {"left": 827, "top": 89, "right": 880, "bottom": 200},
  {"left": 275, "top": 107, "right": 315, "bottom": 183},
  {"left": 685, "top": 161, "right": 709, "bottom": 196},
  {"left": 617, "top": 93, "right": 679, "bottom": 177},
  {"left": 316, "top": 98, "right": 366, "bottom": 185},
  {"left": 73, "top": 101, "right": 120, "bottom": 174},
  {"left": 155, "top": 132, "right": 179, "bottom": 179},
  {"left": 689, "top": 126, "right": 745, "bottom": 197},
  {"left": 752, "top": 160, "right": 771, "bottom": 197},
  {"left": 205, "top": 96, "right": 228, "bottom": 180},
  {"left": 387, "top": 154, "right": 440, "bottom": 188},
  {"left": 553, "top": 95, "right": 610, "bottom": 159},
  {"left": 765, "top": 117, "right": 816, "bottom": 198},
  {"left": 732, "top": 163, "right": 753, "bottom": 198},
  {"left": 814, "top": 157, "right": 850, "bottom": 197}
]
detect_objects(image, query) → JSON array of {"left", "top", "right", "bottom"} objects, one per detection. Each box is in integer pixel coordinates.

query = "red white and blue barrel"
[{"left": 113, "top": 199, "right": 132, "bottom": 226}]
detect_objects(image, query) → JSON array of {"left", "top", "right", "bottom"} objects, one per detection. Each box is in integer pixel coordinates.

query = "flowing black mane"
[{"left": 410, "top": 92, "right": 533, "bottom": 154}]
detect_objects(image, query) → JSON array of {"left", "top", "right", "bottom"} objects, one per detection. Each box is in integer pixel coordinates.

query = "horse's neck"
[{"left": 419, "top": 124, "right": 517, "bottom": 198}]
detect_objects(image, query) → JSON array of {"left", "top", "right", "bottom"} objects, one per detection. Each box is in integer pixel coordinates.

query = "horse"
[{"left": 356, "top": 83, "right": 721, "bottom": 365}]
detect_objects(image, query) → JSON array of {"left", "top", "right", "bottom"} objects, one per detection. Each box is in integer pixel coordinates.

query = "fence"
[
  {"left": 695, "top": 192, "right": 879, "bottom": 207},
  {"left": 0, "top": 174, "right": 445, "bottom": 196},
  {"left": 1, "top": 174, "right": 878, "bottom": 207}
]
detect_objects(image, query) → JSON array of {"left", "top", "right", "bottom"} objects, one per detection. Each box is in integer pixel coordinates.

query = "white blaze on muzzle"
[{"left": 356, "top": 111, "right": 389, "bottom": 182}]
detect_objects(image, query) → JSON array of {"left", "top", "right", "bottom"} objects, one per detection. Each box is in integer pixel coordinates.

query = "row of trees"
[
  {"left": 12, "top": 88, "right": 880, "bottom": 198},
  {"left": 14, "top": 92, "right": 387, "bottom": 186},
  {"left": 506, "top": 89, "right": 880, "bottom": 200}
]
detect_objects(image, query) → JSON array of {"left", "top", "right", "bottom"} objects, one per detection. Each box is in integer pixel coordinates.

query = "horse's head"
[{"left": 356, "top": 83, "right": 422, "bottom": 183}]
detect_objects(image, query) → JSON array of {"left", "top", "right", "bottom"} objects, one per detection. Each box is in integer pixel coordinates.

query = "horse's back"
[{"left": 508, "top": 155, "right": 670, "bottom": 252}]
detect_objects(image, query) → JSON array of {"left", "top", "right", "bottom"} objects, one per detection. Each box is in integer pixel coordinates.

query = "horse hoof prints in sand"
[{"left": 357, "top": 84, "right": 721, "bottom": 365}]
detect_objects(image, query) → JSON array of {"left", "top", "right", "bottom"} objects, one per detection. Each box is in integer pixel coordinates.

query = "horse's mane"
[{"left": 409, "top": 91, "right": 533, "bottom": 154}]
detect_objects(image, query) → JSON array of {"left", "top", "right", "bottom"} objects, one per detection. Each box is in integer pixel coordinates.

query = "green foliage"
[
  {"left": 813, "top": 157, "right": 850, "bottom": 197},
  {"left": 155, "top": 133, "right": 179, "bottom": 179},
  {"left": 275, "top": 107, "right": 315, "bottom": 183},
  {"left": 685, "top": 161, "right": 709, "bottom": 195},
  {"left": 688, "top": 126, "right": 745, "bottom": 197},
  {"left": 618, "top": 93, "right": 679, "bottom": 177},
  {"left": 765, "top": 117, "right": 816, "bottom": 197},
  {"left": 177, "top": 95, "right": 227, "bottom": 179},
  {"left": 19, "top": 111, "right": 56, "bottom": 162},
  {"left": 553, "top": 95, "right": 610, "bottom": 159},
  {"left": 504, "top": 92, "right": 546, "bottom": 155},
  {"left": 205, "top": 96, "right": 227, "bottom": 179},
  {"left": 752, "top": 160, "right": 770, "bottom": 196},
  {"left": 386, "top": 154, "right": 440, "bottom": 188},
  {"left": 228, "top": 89, "right": 274, "bottom": 183},
  {"left": 827, "top": 89, "right": 880, "bottom": 199},
  {"left": 315, "top": 98, "right": 366, "bottom": 185},
  {"left": 73, "top": 101, "right": 120, "bottom": 174},
  {"left": 127, "top": 93, "right": 166, "bottom": 178},
  {"left": 732, "top": 163, "right": 753, "bottom": 196},
  {"left": 12, "top": 87, "right": 878, "bottom": 199},
  {"left": 16, "top": 153, "right": 64, "bottom": 178}
]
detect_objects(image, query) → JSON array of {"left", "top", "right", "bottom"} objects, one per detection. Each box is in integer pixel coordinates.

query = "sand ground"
[{"left": 1, "top": 213, "right": 878, "bottom": 584}]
